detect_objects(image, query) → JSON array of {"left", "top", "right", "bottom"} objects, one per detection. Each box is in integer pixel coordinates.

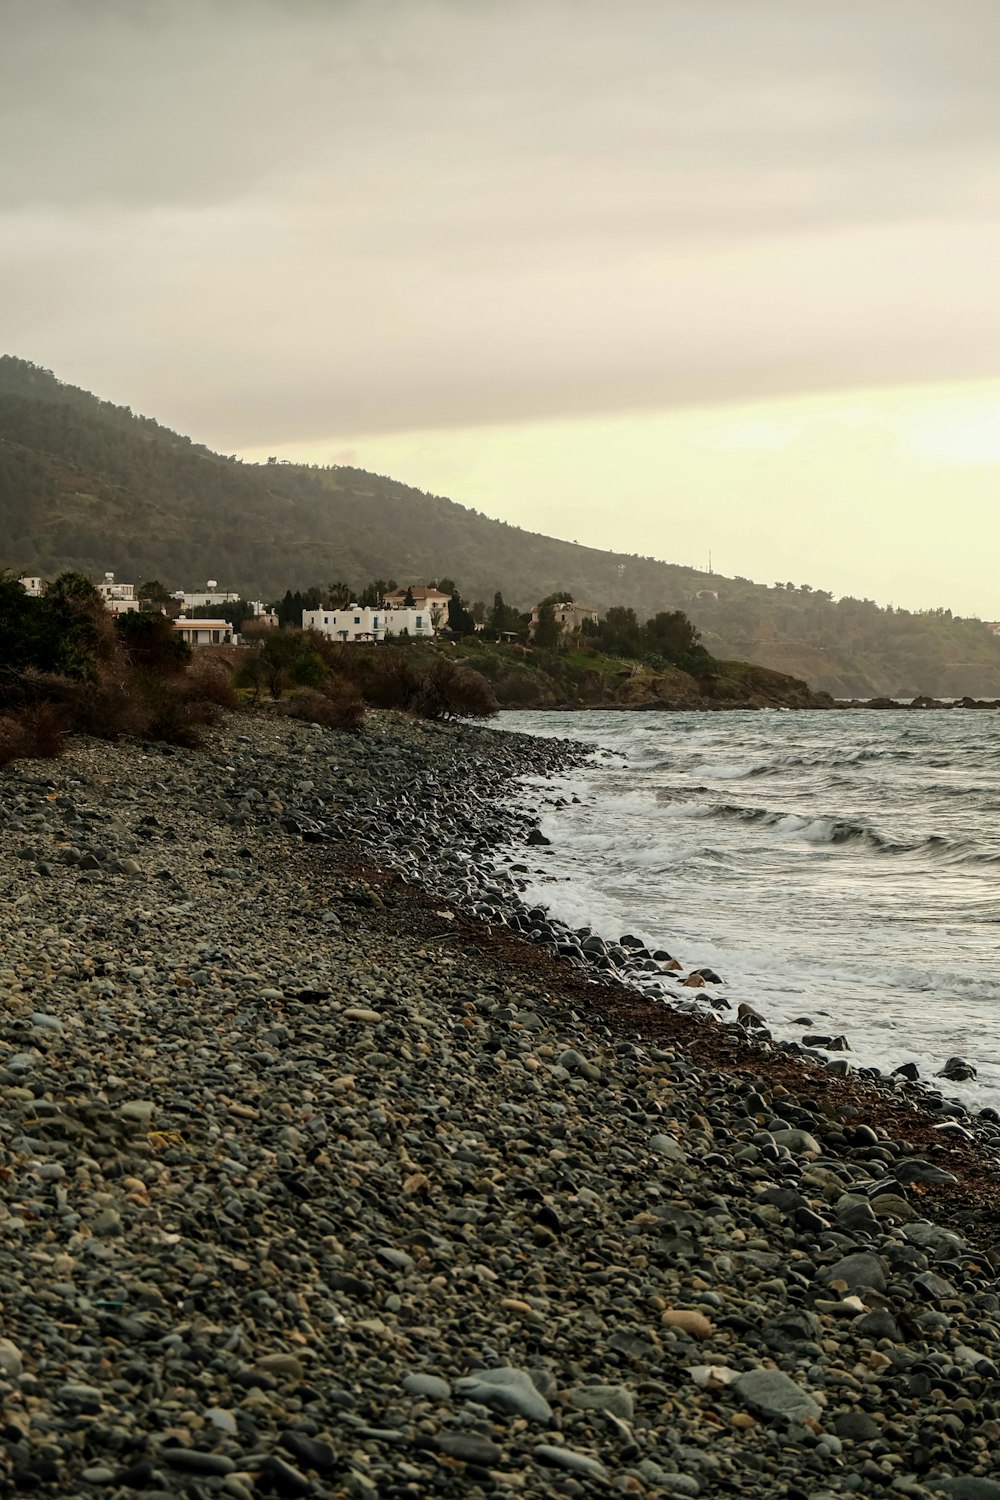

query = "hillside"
[{"left": 2, "top": 355, "right": 999, "bottom": 697}]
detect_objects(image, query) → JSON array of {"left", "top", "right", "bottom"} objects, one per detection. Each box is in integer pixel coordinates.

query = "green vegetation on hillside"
[{"left": 3, "top": 355, "right": 999, "bottom": 697}]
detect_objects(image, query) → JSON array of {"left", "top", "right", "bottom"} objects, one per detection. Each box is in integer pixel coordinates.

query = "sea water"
[{"left": 492, "top": 709, "right": 1000, "bottom": 1109}]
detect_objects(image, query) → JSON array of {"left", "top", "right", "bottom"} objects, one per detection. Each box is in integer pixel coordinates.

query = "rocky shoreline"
[{"left": 1, "top": 708, "right": 999, "bottom": 1499}]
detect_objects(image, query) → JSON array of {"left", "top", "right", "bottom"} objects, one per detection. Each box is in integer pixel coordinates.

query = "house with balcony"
[
  {"left": 95, "top": 572, "right": 141, "bottom": 615},
  {"left": 303, "top": 602, "right": 439, "bottom": 641}
]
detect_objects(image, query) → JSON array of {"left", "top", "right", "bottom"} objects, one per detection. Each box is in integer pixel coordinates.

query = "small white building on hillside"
[
  {"left": 173, "top": 618, "right": 234, "bottom": 647},
  {"left": 172, "top": 581, "right": 269, "bottom": 616},
  {"left": 303, "top": 604, "right": 439, "bottom": 641},
  {"left": 303, "top": 606, "right": 386, "bottom": 642},
  {"left": 96, "top": 572, "right": 140, "bottom": 615},
  {"left": 19, "top": 576, "right": 43, "bottom": 597}
]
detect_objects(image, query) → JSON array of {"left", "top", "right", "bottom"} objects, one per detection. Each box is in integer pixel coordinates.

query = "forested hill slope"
[{"left": 2, "top": 355, "right": 999, "bottom": 698}]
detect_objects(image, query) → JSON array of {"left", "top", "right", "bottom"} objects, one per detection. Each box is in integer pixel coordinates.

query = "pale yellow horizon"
[{"left": 239, "top": 379, "right": 1000, "bottom": 622}]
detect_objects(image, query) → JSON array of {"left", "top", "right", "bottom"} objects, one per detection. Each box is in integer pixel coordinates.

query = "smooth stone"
[
  {"left": 437, "top": 1432, "right": 503, "bottom": 1465},
  {"left": 260, "top": 1455, "right": 310, "bottom": 1496},
  {"left": 534, "top": 1444, "right": 608, "bottom": 1479},
  {"left": 89, "top": 1208, "right": 122, "bottom": 1237},
  {"left": 854, "top": 1308, "right": 902, "bottom": 1342},
  {"left": 820, "top": 1252, "right": 887, "bottom": 1292},
  {"left": 568, "top": 1384, "right": 635, "bottom": 1420},
  {"left": 0, "top": 1338, "right": 24, "bottom": 1378},
  {"left": 732, "top": 1369, "right": 822, "bottom": 1423},
  {"left": 937, "top": 1482, "right": 1000, "bottom": 1500},
  {"left": 402, "top": 1373, "right": 452, "bottom": 1401},
  {"left": 205, "top": 1407, "right": 239, "bottom": 1436},
  {"left": 649, "top": 1134, "right": 688, "bottom": 1162},
  {"left": 280, "top": 1431, "right": 336, "bottom": 1472},
  {"left": 662, "top": 1309, "right": 714, "bottom": 1339},
  {"left": 161, "top": 1448, "right": 236, "bottom": 1475},
  {"left": 904, "top": 1222, "right": 966, "bottom": 1256},
  {"left": 343, "top": 1007, "right": 382, "bottom": 1023},
  {"left": 833, "top": 1410, "right": 881, "bottom": 1442},
  {"left": 29, "top": 1012, "right": 63, "bottom": 1032},
  {"left": 255, "top": 1352, "right": 305, "bottom": 1381},
  {"left": 120, "top": 1100, "right": 155, "bottom": 1126},
  {"left": 771, "top": 1128, "right": 822, "bottom": 1154},
  {"left": 455, "top": 1366, "right": 553, "bottom": 1422}
]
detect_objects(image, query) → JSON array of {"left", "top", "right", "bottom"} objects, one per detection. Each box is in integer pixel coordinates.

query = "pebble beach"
[{"left": 2, "top": 708, "right": 1000, "bottom": 1500}]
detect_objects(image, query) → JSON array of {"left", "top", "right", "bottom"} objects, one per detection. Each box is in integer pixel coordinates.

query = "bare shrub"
[
  {"left": 67, "top": 670, "right": 145, "bottom": 740},
  {"left": 278, "top": 683, "right": 365, "bottom": 734},
  {"left": 131, "top": 674, "right": 208, "bottom": 749},
  {"left": 186, "top": 654, "right": 241, "bottom": 710},
  {"left": 412, "top": 657, "right": 498, "bottom": 721},
  {"left": 0, "top": 703, "right": 69, "bottom": 765},
  {"left": 0, "top": 715, "right": 29, "bottom": 766},
  {"left": 345, "top": 647, "right": 422, "bottom": 709}
]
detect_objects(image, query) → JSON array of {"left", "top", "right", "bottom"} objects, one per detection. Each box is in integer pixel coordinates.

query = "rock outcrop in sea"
[{"left": 1, "top": 708, "right": 999, "bottom": 1498}]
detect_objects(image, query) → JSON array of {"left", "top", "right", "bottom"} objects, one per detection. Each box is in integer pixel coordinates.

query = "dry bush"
[
  {"left": 131, "top": 674, "right": 211, "bottom": 749},
  {"left": 412, "top": 657, "right": 499, "bottom": 721},
  {"left": 67, "top": 670, "right": 146, "bottom": 740},
  {"left": 0, "top": 703, "right": 69, "bottom": 765},
  {"left": 186, "top": 653, "right": 241, "bottom": 710},
  {"left": 348, "top": 647, "right": 422, "bottom": 709},
  {"left": 0, "top": 714, "right": 30, "bottom": 767},
  {"left": 278, "top": 683, "right": 365, "bottom": 734}
]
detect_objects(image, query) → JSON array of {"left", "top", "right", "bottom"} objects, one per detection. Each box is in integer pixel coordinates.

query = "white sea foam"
[{"left": 494, "top": 708, "right": 1000, "bottom": 1111}]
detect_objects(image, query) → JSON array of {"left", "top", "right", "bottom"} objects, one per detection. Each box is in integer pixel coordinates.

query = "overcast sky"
[{"left": 3, "top": 0, "right": 1000, "bottom": 615}]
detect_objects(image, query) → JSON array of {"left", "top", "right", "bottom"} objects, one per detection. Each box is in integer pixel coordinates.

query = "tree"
[
  {"left": 447, "top": 594, "right": 477, "bottom": 636},
  {"left": 488, "top": 591, "right": 519, "bottom": 635},
  {"left": 436, "top": 577, "right": 457, "bottom": 598},
  {"left": 643, "top": 609, "right": 703, "bottom": 663},
  {"left": 327, "top": 581, "right": 352, "bottom": 608},
  {"left": 532, "top": 601, "right": 560, "bottom": 650},
  {"left": 138, "top": 578, "right": 171, "bottom": 607},
  {"left": 359, "top": 578, "right": 396, "bottom": 608},
  {"left": 116, "top": 610, "right": 190, "bottom": 673},
  {"left": 404, "top": 585, "right": 416, "bottom": 607},
  {"left": 598, "top": 605, "right": 641, "bottom": 657}
]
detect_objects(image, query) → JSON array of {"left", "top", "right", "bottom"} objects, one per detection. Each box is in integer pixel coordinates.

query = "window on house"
[
  {"left": 416, "top": 616, "right": 423, "bottom": 627},
  {"left": 354, "top": 616, "right": 361, "bottom": 625}
]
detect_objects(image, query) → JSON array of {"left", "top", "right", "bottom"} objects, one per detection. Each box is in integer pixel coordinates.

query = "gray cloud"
[{"left": 3, "top": 0, "right": 1000, "bottom": 443}]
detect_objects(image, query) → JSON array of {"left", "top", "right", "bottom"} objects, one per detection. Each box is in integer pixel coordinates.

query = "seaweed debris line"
[{"left": 0, "top": 708, "right": 998, "bottom": 1499}]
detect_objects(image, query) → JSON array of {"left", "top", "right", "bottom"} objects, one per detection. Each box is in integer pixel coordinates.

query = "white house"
[
  {"left": 303, "top": 604, "right": 439, "bottom": 641},
  {"left": 171, "top": 580, "right": 269, "bottom": 616},
  {"left": 383, "top": 586, "right": 451, "bottom": 621},
  {"left": 303, "top": 606, "right": 386, "bottom": 642},
  {"left": 95, "top": 572, "right": 140, "bottom": 615},
  {"left": 173, "top": 617, "right": 234, "bottom": 647},
  {"left": 18, "top": 575, "right": 43, "bottom": 597}
]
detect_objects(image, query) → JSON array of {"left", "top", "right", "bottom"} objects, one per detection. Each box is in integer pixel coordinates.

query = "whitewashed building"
[
  {"left": 18, "top": 576, "right": 43, "bottom": 597},
  {"left": 303, "top": 604, "right": 439, "bottom": 641},
  {"left": 96, "top": 572, "right": 141, "bottom": 615},
  {"left": 171, "top": 580, "right": 268, "bottom": 616},
  {"left": 173, "top": 618, "right": 234, "bottom": 647},
  {"left": 303, "top": 606, "right": 386, "bottom": 642}
]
